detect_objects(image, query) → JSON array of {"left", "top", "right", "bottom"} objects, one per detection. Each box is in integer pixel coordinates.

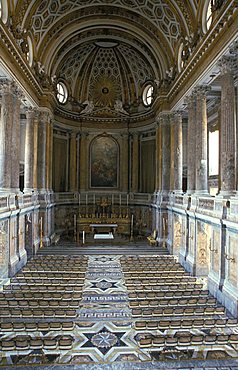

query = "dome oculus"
[
  {"left": 143, "top": 84, "right": 154, "bottom": 106},
  {"left": 56, "top": 82, "right": 68, "bottom": 104}
]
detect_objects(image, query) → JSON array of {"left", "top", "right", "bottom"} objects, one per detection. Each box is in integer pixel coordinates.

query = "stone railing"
[{"left": 53, "top": 192, "right": 152, "bottom": 207}]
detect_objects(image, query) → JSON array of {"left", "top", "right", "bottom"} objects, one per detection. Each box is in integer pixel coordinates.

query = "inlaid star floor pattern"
[{"left": 1, "top": 253, "right": 238, "bottom": 368}]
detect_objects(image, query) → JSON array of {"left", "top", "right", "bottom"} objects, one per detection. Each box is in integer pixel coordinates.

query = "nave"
[{"left": 1, "top": 243, "right": 238, "bottom": 370}]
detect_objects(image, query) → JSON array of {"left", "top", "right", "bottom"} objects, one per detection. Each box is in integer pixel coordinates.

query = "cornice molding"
[{"left": 168, "top": 1, "right": 238, "bottom": 108}]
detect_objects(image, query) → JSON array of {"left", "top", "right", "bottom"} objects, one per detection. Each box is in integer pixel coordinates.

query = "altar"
[
  {"left": 77, "top": 217, "right": 130, "bottom": 243},
  {"left": 76, "top": 195, "right": 132, "bottom": 243}
]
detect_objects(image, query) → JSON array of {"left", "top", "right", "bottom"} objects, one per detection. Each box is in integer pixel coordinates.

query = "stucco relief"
[
  {"left": 0, "top": 221, "right": 7, "bottom": 265},
  {"left": 228, "top": 236, "right": 238, "bottom": 286},
  {"left": 197, "top": 222, "right": 210, "bottom": 267},
  {"left": 212, "top": 230, "right": 220, "bottom": 274},
  {"left": 188, "top": 222, "right": 195, "bottom": 257},
  {"left": 173, "top": 214, "right": 181, "bottom": 253}
]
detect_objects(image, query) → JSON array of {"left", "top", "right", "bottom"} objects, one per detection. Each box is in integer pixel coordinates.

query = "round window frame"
[
  {"left": 26, "top": 36, "right": 33, "bottom": 67},
  {"left": 0, "top": 0, "right": 8, "bottom": 24},
  {"left": 56, "top": 81, "right": 68, "bottom": 104},
  {"left": 142, "top": 84, "right": 154, "bottom": 107},
  {"left": 178, "top": 42, "right": 184, "bottom": 73},
  {"left": 202, "top": 0, "right": 213, "bottom": 34}
]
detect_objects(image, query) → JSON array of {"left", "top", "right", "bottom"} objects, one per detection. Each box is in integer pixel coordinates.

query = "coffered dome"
[{"left": 10, "top": 1, "right": 198, "bottom": 119}]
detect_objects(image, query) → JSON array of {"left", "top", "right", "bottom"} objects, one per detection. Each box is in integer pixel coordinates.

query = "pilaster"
[
  {"left": 80, "top": 132, "right": 88, "bottom": 191},
  {"left": 69, "top": 131, "right": 77, "bottom": 192},
  {"left": 131, "top": 132, "right": 139, "bottom": 193}
]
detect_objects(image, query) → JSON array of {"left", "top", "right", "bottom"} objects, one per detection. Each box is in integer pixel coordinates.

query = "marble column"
[
  {"left": 24, "top": 107, "right": 35, "bottom": 192},
  {"left": 131, "top": 132, "right": 139, "bottom": 193},
  {"left": 45, "top": 122, "right": 50, "bottom": 191},
  {"left": 185, "top": 94, "right": 196, "bottom": 194},
  {"left": 49, "top": 122, "right": 53, "bottom": 191},
  {"left": 194, "top": 85, "right": 210, "bottom": 194},
  {"left": 155, "top": 122, "right": 162, "bottom": 191},
  {"left": 172, "top": 111, "right": 183, "bottom": 193},
  {"left": 0, "top": 80, "right": 13, "bottom": 191},
  {"left": 69, "top": 131, "right": 77, "bottom": 192},
  {"left": 121, "top": 133, "right": 129, "bottom": 192},
  {"left": 37, "top": 111, "right": 48, "bottom": 191},
  {"left": 0, "top": 80, "right": 22, "bottom": 192},
  {"left": 11, "top": 86, "right": 22, "bottom": 192},
  {"left": 45, "top": 118, "right": 53, "bottom": 191},
  {"left": 218, "top": 55, "right": 236, "bottom": 195},
  {"left": 80, "top": 132, "right": 88, "bottom": 191},
  {"left": 33, "top": 111, "right": 39, "bottom": 190},
  {"left": 159, "top": 113, "right": 171, "bottom": 192}
]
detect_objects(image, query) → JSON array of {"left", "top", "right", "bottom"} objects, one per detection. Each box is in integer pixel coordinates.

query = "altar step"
[{"left": 37, "top": 240, "right": 169, "bottom": 256}]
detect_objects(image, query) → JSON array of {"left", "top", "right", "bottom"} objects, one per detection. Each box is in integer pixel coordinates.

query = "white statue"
[
  {"left": 81, "top": 100, "right": 94, "bottom": 114},
  {"left": 114, "top": 100, "right": 128, "bottom": 115}
]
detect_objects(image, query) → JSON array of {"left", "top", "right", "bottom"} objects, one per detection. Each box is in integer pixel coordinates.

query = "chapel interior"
[{"left": 1, "top": 0, "right": 238, "bottom": 369}]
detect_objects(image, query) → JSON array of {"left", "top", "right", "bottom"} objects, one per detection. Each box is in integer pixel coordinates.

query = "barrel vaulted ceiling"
[{"left": 3, "top": 0, "right": 236, "bottom": 122}]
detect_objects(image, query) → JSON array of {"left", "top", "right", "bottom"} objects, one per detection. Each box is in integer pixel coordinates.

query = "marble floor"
[{"left": 1, "top": 243, "right": 238, "bottom": 369}]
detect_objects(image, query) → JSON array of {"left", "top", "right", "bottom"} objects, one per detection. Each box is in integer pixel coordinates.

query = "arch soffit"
[{"left": 14, "top": 2, "right": 196, "bottom": 69}]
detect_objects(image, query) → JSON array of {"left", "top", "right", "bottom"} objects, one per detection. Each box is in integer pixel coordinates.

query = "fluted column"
[
  {"left": 218, "top": 55, "right": 236, "bottom": 195},
  {"left": 172, "top": 111, "right": 183, "bottom": 193},
  {"left": 24, "top": 107, "right": 35, "bottom": 192},
  {"left": 80, "top": 132, "right": 88, "bottom": 191},
  {"left": 37, "top": 111, "right": 48, "bottom": 191},
  {"left": 159, "top": 113, "right": 171, "bottom": 192},
  {"left": 194, "top": 86, "right": 210, "bottom": 194},
  {"left": 69, "top": 131, "right": 77, "bottom": 192},
  {"left": 185, "top": 94, "right": 196, "bottom": 194},
  {"left": 131, "top": 132, "right": 139, "bottom": 193}
]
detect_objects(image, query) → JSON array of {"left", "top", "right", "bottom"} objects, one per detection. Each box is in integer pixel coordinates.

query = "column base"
[
  {"left": 8, "top": 255, "right": 20, "bottom": 278},
  {"left": 185, "top": 190, "right": 195, "bottom": 195},
  {"left": 183, "top": 254, "right": 196, "bottom": 275},
  {"left": 217, "top": 190, "right": 236, "bottom": 198},
  {"left": 218, "top": 279, "right": 238, "bottom": 317},
  {"left": 193, "top": 190, "right": 210, "bottom": 196},
  {"left": 23, "top": 188, "right": 35, "bottom": 194},
  {"left": 172, "top": 190, "right": 183, "bottom": 194}
]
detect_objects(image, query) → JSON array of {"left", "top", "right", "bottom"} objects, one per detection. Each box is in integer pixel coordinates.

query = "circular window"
[
  {"left": 0, "top": 0, "right": 8, "bottom": 24},
  {"left": 56, "top": 82, "right": 68, "bottom": 104},
  {"left": 26, "top": 36, "right": 33, "bottom": 67},
  {"left": 143, "top": 84, "right": 154, "bottom": 106},
  {"left": 202, "top": 0, "right": 213, "bottom": 33},
  {"left": 178, "top": 43, "right": 184, "bottom": 72}
]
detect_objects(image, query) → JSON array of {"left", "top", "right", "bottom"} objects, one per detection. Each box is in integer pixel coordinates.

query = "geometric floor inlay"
[{"left": 2, "top": 251, "right": 238, "bottom": 369}]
